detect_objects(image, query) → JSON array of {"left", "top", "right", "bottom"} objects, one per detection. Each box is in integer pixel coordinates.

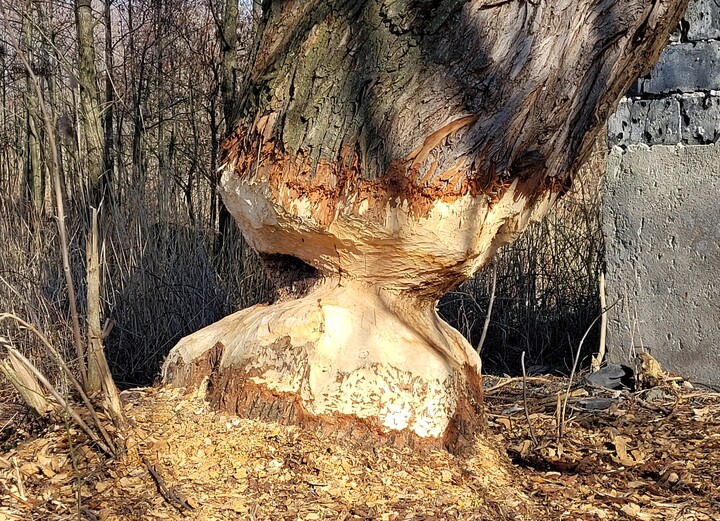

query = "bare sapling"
[{"left": 86, "top": 207, "right": 127, "bottom": 431}]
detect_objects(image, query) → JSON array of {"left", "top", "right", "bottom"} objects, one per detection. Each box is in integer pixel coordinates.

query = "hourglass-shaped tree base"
[
  {"left": 163, "top": 278, "right": 486, "bottom": 453},
  {"left": 162, "top": 0, "right": 685, "bottom": 453}
]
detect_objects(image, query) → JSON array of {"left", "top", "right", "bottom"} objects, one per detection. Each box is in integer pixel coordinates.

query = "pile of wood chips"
[{"left": 1, "top": 374, "right": 719, "bottom": 520}]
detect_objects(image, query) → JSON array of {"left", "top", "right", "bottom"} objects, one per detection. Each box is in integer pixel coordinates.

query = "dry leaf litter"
[{"left": 1, "top": 370, "right": 719, "bottom": 520}]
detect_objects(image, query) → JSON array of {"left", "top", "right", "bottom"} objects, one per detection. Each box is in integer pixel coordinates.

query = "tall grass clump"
[{"left": 0, "top": 180, "right": 270, "bottom": 392}]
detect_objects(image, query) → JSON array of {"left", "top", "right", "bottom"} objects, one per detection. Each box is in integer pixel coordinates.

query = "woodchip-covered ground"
[{"left": 1, "top": 375, "right": 719, "bottom": 520}]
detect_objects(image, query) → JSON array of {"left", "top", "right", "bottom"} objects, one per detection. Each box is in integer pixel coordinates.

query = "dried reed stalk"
[{"left": 0, "top": 344, "right": 53, "bottom": 416}]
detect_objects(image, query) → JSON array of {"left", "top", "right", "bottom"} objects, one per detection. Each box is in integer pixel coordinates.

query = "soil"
[{"left": 1, "top": 375, "right": 718, "bottom": 520}]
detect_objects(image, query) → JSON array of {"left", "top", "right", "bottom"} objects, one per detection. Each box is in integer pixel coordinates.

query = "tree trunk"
[
  {"left": 0, "top": 46, "right": 6, "bottom": 189},
  {"left": 217, "top": 0, "right": 239, "bottom": 251},
  {"left": 102, "top": 0, "right": 115, "bottom": 208},
  {"left": 127, "top": 0, "right": 148, "bottom": 193},
  {"left": 75, "top": 0, "right": 106, "bottom": 207},
  {"left": 22, "top": 0, "right": 44, "bottom": 218},
  {"left": 219, "top": 0, "right": 238, "bottom": 127},
  {"left": 163, "top": 0, "right": 687, "bottom": 453},
  {"left": 24, "top": 104, "right": 43, "bottom": 216}
]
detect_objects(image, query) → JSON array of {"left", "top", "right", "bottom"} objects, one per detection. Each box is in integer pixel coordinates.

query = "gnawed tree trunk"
[{"left": 163, "top": 0, "right": 687, "bottom": 453}]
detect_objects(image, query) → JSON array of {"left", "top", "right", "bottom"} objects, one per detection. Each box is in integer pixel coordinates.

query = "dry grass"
[{"left": 0, "top": 186, "right": 270, "bottom": 392}]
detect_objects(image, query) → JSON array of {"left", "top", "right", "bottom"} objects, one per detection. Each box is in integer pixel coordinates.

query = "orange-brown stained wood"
[
  {"left": 220, "top": 128, "right": 561, "bottom": 228},
  {"left": 189, "top": 357, "right": 487, "bottom": 456},
  {"left": 223, "top": 0, "right": 687, "bottom": 224}
]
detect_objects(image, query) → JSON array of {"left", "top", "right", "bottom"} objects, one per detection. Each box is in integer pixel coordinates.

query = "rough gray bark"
[
  {"left": 0, "top": 45, "right": 6, "bottom": 188},
  {"left": 217, "top": 0, "right": 240, "bottom": 248},
  {"left": 230, "top": 0, "right": 685, "bottom": 201},
  {"left": 102, "top": 0, "right": 114, "bottom": 207},
  {"left": 22, "top": 0, "right": 44, "bottom": 216},
  {"left": 164, "top": 0, "right": 688, "bottom": 452},
  {"left": 220, "top": 0, "right": 238, "bottom": 126},
  {"left": 74, "top": 0, "right": 106, "bottom": 205}
]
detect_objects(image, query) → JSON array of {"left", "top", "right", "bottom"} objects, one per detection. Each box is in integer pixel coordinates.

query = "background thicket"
[{"left": 0, "top": 0, "right": 604, "bottom": 390}]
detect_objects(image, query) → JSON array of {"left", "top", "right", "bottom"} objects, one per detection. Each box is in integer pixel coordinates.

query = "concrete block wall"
[
  {"left": 609, "top": 0, "right": 720, "bottom": 148},
  {"left": 604, "top": 0, "right": 720, "bottom": 385},
  {"left": 603, "top": 146, "right": 720, "bottom": 383}
]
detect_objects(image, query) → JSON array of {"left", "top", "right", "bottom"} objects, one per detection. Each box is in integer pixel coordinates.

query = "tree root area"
[
  {"left": 202, "top": 361, "right": 484, "bottom": 456},
  {"left": 1, "top": 377, "right": 720, "bottom": 520}
]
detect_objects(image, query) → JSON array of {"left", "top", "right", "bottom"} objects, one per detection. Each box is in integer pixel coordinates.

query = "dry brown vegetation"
[
  {"left": 0, "top": 0, "right": 269, "bottom": 390},
  {"left": 440, "top": 138, "right": 607, "bottom": 376},
  {"left": 2, "top": 375, "right": 719, "bottom": 520}
]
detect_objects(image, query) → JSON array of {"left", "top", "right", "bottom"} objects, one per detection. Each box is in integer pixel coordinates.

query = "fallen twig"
[
  {"left": 142, "top": 456, "right": 195, "bottom": 513},
  {"left": 521, "top": 352, "right": 538, "bottom": 446},
  {"left": 12, "top": 456, "right": 25, "bottom": 501},
  {"left": 484, "top": 376, "right": 555, "bottom": 395},
  {"left": 81, "top": 506, "right": 100, "bottom": 521}
]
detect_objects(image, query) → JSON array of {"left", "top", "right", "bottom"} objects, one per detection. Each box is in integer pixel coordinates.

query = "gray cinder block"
[
  {"left": 685, "top": 0, "right": 720, "bottom": 40},
  {"left": 640, "top": 42, "right": 720, "bottom": 94},
  {"left": 681, "top": 93, "right": 720, "bottom": 144},
  {"left": 608, "top": 98, "right": 681, "bottom": 146}
]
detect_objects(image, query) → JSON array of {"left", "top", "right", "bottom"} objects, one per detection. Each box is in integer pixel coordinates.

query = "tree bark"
[
  {"left": 219, "top": 0, "right": 238, "bottom": 126},
  {"left": 102, "top": 0, "right": 115, "bottom": 208},
  {"left": 164, "top": 0, "right": 687, "bottom": 453},
  {"left": 217, "top": 0, "right": 240, "bottom": 251},
  {"left": 22, "top": 0, "right": 44, "bottom": 218},
  {"left": 75, "top": 0, "right": 106, "bottom": 206},
  {"left": 0, "top": 45, "right": 6, "bottom": 189}
]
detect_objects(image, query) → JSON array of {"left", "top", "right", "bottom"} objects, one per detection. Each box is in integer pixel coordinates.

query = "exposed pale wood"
[
  {"left": 163, "top": 279, "right": 484, "bottom": 452},
  {"left": 3, "top": 346, "right": 114, "bottom": 455},
  {"left": 0, "top": 346, "right": 53, "bottom": 416},
  {"left": 0, "top": 313, "right": 118, "bottom": 451}
]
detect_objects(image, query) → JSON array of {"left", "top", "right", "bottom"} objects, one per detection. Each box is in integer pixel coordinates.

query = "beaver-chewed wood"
[{"left": 163, "top": 0, "right": 687, "bottom": 451}]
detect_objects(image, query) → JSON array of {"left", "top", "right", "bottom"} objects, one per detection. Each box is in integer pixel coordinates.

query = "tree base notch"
[{"left": 162, "top": 280, "right": 485, "bottom": 454}]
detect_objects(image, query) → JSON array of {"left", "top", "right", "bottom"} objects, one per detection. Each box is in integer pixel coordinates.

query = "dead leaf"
[{"left": 611, "top": 435, "right": 641, "bottom": 467}]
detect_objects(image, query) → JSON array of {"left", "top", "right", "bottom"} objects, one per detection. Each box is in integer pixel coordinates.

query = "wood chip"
[{"left": 1, "top": 381, "right": 719, "bottom": 519}]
